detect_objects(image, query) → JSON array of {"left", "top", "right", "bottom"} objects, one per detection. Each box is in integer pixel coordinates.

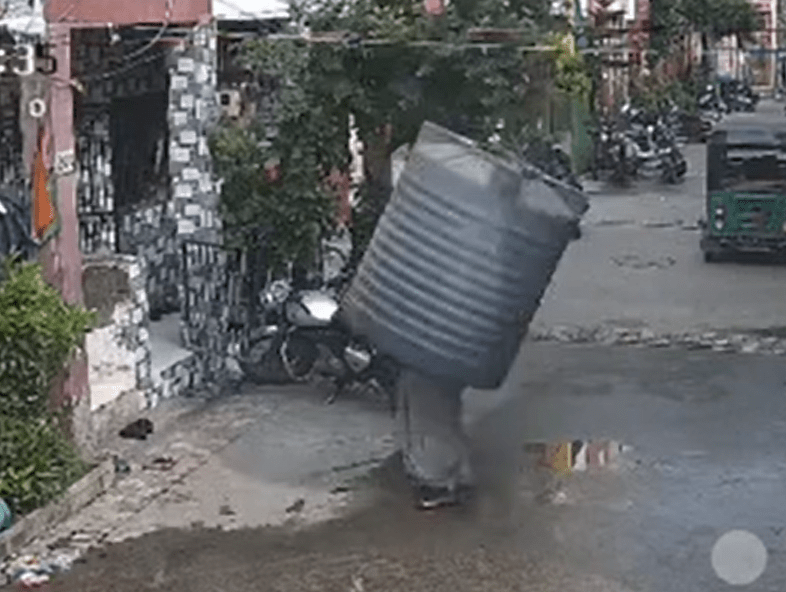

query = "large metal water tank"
[{"left": 340, "top": 121, "right": 589, "bottom": 389}]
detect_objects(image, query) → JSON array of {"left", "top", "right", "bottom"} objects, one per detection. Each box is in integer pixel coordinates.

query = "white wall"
[{"left": 213, "top": 0, "right": 289, "bottom": 20}]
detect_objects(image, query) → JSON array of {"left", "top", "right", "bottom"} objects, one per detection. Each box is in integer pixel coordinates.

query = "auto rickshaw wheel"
[{"left": 703, "top": 250, "right": 722, "bottom": 263}]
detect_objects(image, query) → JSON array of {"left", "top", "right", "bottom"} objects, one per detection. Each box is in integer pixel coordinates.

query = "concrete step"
[{"left": 147, "top": 313, "right": 202, "bottom": 408}]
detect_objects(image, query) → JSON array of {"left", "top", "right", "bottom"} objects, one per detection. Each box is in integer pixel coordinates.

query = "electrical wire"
[
  {"left": 48, "top": 46, "right": 168, "bottom": 87},
  {"left": 78, "top": 47, "right": 169, "bottom": 80},
  {"left": 43, "top": 0, "right": 174, "bottom": 47},
  {"left": 121, "top": 0, "right": 174, "bottom": 61},
  {"left": 50, "top": 0, "right": 80, "bottom": 23},
  {"left": 43, "top": 0, "right": 178, "bottom": 86}
]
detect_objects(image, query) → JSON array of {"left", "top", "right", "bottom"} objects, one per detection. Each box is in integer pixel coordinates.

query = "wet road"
[
  {"left": 533, "top": 140, "right": 786, "bottom": 336},
  {"left": 29, "top": 341, "right": 786, "bottom": 592}
]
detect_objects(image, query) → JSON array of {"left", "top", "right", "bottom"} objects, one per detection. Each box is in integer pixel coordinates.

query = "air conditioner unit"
[{"left": 217, "top": 89, "right": 241, "bottom": 118}]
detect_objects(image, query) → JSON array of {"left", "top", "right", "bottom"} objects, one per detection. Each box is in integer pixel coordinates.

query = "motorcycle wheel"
[
  {"left": 238, "top": 335, "right": 291, "bottom": 384},
  {"left": 280, "top": 333, "right": 319, "bottom": 381},
  {"left": 663, "top": 164, "right": 677, "bottom": 184}
]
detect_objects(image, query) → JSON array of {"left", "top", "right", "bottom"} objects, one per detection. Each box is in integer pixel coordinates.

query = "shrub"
[
  {"left": 0, "top": 255, "right": 96, "bottom": 419},
  {"left": 0, "top": 414, "right": 88, "bottom": 516},
  {"left": 0, "top": 255, "right": 96, "bottom": 516}
]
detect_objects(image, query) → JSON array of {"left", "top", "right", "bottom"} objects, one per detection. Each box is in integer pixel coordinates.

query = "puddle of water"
[{"left": 524, "top": 440, "right": 628, "bottom": 475}]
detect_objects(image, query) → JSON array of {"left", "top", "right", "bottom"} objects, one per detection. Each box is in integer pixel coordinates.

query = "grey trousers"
[{"left": 394, "top": 367, "right": 474, "bottom": 489}]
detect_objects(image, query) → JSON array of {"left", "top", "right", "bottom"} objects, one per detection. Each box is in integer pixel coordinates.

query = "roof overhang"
[{"left": 213, "top": 0, "right": 289, "bottom": 21}]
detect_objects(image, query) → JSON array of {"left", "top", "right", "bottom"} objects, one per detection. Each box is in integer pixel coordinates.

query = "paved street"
[
  {"left": 533, "top": 142, "right": 786, "bottom": 336},
  {"left": 5, "top": 133, "right": 786, "bottom": 591},
  {"left": 17, "top": 342, "right": 786, "bottom": 592}
]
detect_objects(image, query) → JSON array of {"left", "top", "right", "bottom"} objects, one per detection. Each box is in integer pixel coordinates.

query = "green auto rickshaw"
[{"left": 701, "top": 120, "right": 786, "bottom": 262}]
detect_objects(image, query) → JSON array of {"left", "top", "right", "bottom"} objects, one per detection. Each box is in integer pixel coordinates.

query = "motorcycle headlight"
[
  {"left": 782, "top": 221, "right": 786, "bottom": 234},
  {"left": 266, "top": 280, "right": 291, "bottom": 304}
]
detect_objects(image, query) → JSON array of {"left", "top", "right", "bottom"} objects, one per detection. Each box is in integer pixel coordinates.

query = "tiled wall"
[
  {"left": 167, "top": 23, "right": 236, "bottom": 386},
  {"left": 117, "top": 204, "right": 179, "bottom": 317},
  {"left": 74, "top": 31, "right": 178, "bottom": 319},
  {"left": 167, "top": 22, "right": 221, "bottom": 246},
  {"left": 75, "top": 25, "right": 236, "bottom": 395}
]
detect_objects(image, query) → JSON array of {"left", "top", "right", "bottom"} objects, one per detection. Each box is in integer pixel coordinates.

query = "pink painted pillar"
[
  {"left": 44, "top": 22, "right": 83, "bottom": 306},
  {"left": 45, "top": 23, "right": 89, "bottom": 409}
]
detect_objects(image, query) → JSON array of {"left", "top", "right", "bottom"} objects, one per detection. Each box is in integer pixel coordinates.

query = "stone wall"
[
  {"left": 82, "top": 254, "right": 152, "bottom": 410},
  {"left": 167, "top": 23, "right": 235, "bottom": 387},
  {"left": 167, "top": 22, "right": 221, "bottom": 246},
  {"left": 117, "top": 204, "right": 179, "bottom": 318}
]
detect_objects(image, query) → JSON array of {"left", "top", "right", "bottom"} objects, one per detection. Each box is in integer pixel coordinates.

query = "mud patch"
[{"left": 83, "top": 265, "right": 132, "bottom": 328}]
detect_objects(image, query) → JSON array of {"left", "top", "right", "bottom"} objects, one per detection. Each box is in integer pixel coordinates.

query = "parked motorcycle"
[
  {"left": 517, "top": 138, "right": 584, "bottom": 238},
  {"left": 621, "top": 104, "right": 687, "bottom": 184},
  {"left": 718, "top": 77, "right": 758, "bottom": 113},
  {"left": 238, "top": 257, "right": 400, "bottom": 410},
  {"left": 589, "top": 116, "right": 635, "bottom": 185},
  {"left": 697, "top": 84, "right": 727, "bottom": 121}
]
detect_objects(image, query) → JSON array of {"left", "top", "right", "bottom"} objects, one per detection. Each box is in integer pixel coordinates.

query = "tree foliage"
[
  {"left": 0, "top": 255, "right": 94, "bottom": 516},
  {"left": 650, "top": 0, "right": 762, "bottom": 60},
  {"left": 211, "top": 0, "right": 585, "bottom": 268}
]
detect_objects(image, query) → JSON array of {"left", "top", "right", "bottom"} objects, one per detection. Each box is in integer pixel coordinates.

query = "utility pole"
[{"left": 565, "top": 0, "right": 577, "bottom": 55}]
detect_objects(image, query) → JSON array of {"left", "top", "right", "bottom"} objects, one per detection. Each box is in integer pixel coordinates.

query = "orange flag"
[{"left": 32, "top": 124, "right": 56, "bottom": 240}]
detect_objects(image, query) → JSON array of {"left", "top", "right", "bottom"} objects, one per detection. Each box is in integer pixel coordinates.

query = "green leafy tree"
[
  {"left": 650, "top": 0, "right": 762, "bottom": 70},
  {"left": 212, "top": 0, "right": 582, "bottom": 269}
]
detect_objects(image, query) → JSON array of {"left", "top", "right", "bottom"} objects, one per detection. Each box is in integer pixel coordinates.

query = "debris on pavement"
[
  {"left": 113, "top": 457, "right": 130, "bottom": 474},
  {"left": 218, "top": 505, "right": 236, "bottom": 516},
  {"left": 530, "top": 324, "right": 786, "bottom": 357},
  {"left": 4, "top": 553, "right": 75, "bottom": 588},
  {"left": 286, "top": 498, "right": 306, "bottom": 514},
  {"left": 535, "top": 483, "right": 570, "bottom": 505},
  {"left": 119, "top": 418, "right": 154, "bottom": 440},
  {"left": 611, "top": 254, "right": 676, "bottom": 269},
  {"left": 142, "top": 456, "right": 177, "bottom": 471},
  {"left": 350, "top": 574, "right": 365, "bottom": 592}
]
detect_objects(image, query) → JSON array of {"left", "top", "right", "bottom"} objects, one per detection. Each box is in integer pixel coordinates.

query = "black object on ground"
[{"left": 119, "top": 419, "right": 154, "bottom": 440}]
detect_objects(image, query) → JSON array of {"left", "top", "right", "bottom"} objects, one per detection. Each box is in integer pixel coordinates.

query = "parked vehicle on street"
[
  {"left": 589, "top": 115, "right": 635, "bottom": 185},
  {"left": 701, "top": 119, "right": 786, "bottom": 262},
  {"left": 698, "top": 83, "right": 728, "bottom": 118},
  {"left": 621, "top": 103, "right": 688, "bottom": 184},
  {"left": 238, "top": 254, "right": 400, "bottom": 409},
  {"left": 717, "top": 76, "right": 759, "bottom": 113}
]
